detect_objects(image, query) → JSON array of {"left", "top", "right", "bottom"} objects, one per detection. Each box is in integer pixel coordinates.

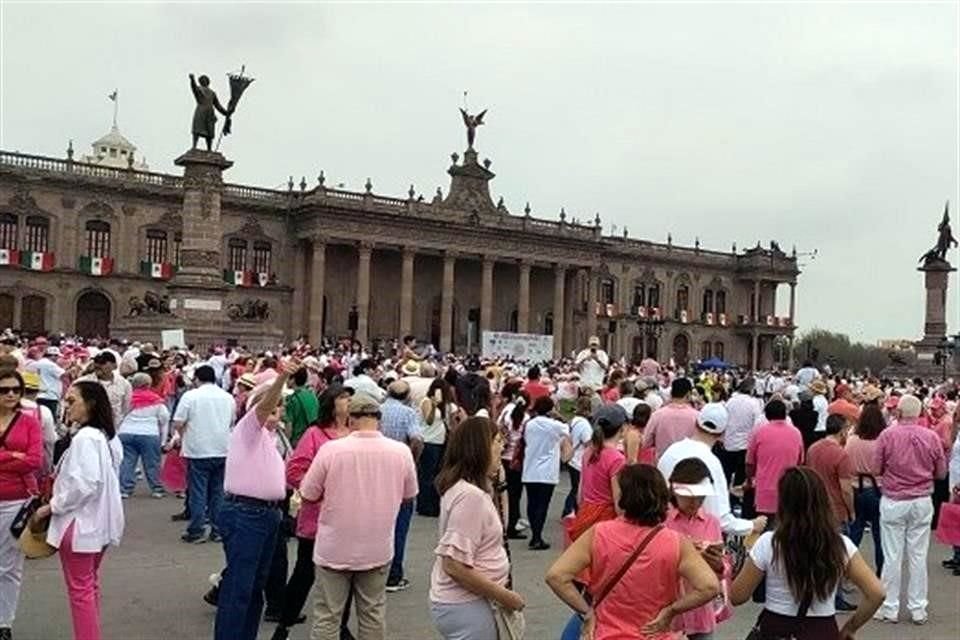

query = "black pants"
[
  {"left": 264, "top": 521, "right": 289, "bottom": 614},
  {"left": 417, "top": 443, "right": 445, "bottom": 517},
  {"left": 524, "top": 482, "right": 555, "bottom": 544},
  {"left": 718, "top": 448, "right": 747, "bottom": 488},
  {"left": 279, "top": 537, "right": 352, "bottom": 631},
  {"left": 563, "top": 466, "right": 580, "bottom": 517},
  {"left": 503, "top": 463, "right": 523, "bottom": 534},
  {"left": 933, "top": 476, "right": 950, "bottom": 530}
]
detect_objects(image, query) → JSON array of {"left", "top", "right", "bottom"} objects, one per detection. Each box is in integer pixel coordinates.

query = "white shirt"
[
  {"left": 643, "top": 391, "right": 664, "bottom": 412},
  {"left": 724, "top": 392, "right": 761, "bottom": 452},
  {"left": 521, "top": 415, "right": 569, "bottom": 484},
  {"left": 119, "top": 403, "right": 171, "bottom": 441},
  {"left": 795, "top": 367, "right": 818, "bottom": 388},
  {"left": 750, "top": 531, "right": 857, "bottom": 616},
  {"left": 25, "top": 358, "right": 65, "bottom": 401},
  {"left": 949, "top": 433, "right": 960, "bottom": 492},
  {"left": 568, "top": 416, "right": 594, "bottom": 472},
  {"left": 575, "top": 348, "right": 609, "bottom": 389},
  {"left": 813, "top": 394, "right": 829, "bottom": 432},
  {"left": 617, "top": 396, "right": 643, "bottom": 417},
  {"left": 173, "top": 383, "right": 235, "bottom": 458},
  {"left": 48, "top": 428, "right": 124, "bottom": 553},
  {"left": 657, "top": 437, "right": 754, "bottom": 537},
  {"left": 20, "top": 399, "right": 57, "bottom": 471},
  {"left": 343, "top": 374, "right": 386, "bottom": 402},
  {"left": 76, "top": 372, "right": 132, "bottom": 425}
]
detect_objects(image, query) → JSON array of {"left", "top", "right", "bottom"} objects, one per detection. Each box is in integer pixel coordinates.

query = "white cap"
[
  {"left": 697, "top": 402, "right": 729, "bottom": 434},
  {"left": 671, "top": 478, "right": 716, "bottom": 497}
]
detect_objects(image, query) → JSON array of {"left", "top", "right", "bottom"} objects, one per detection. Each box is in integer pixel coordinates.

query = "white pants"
[
  {"left": 879, "top": 495, "right": 933, "bottom": 618},
  {"left": 0, "top": 499, "right": 27, "bottom": 626}
]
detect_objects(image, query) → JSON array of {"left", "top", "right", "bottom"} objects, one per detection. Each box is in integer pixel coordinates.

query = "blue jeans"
[
  {"left": 186, "top": 457, "right": 225, "bottom": 537},
  {"left": 118, "top": 433, "right": 163, "bottom": 494},
  {"left": 560, "top": 613, "right": 582, "bottom": 640},
  {"left": 849, "top": 485, "right": 884, "bottom": 574},
  {"left": 213, "top": 499, "right": 281, "bottom": 640},
  {"left": 388, "top": 500, "right": 414, "bottom": 583},
  {"left": 417, "top": 443, "right": 445, "bottom": 517},
  {"left": 563, "top": 466, "right": 580, "bottom": 517}
]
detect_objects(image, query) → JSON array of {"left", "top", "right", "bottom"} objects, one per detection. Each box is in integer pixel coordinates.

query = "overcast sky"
[{"left": 2, "top": 2, "right": 958, "bottom": 343}]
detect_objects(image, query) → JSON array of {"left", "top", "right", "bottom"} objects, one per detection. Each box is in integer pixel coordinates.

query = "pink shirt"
[
  {"left": 665, "top": 508, "right": 722, "bottom": 635},
  {"left": 643, "top": 403, "right": 699, "bottom": 461},
  {"left": 580, "top": 446, "right": 626, "bottom": 505},
  {"left": 286, "top": 425, "right": 342, "bottom": 539},
  {"left": 223, "top": 409, "right": 285, "bottom": 501},
  {"left": 874, "top": 420, "right": 947, "bottom": 501},
  {"left": 746, "top": 420, "right": 804, "bottom": 514},
  {"left": 300, "top": 430, "right": 418, "bottom": 570},
  {"left": 844, "top": 435, "right": 880, "bottom": 487},
  {"left": 430, "top": 480, "right": 509, "bottom": 603}
]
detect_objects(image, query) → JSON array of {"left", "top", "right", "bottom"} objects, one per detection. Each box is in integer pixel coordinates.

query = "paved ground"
[{"left": 15, "top": 482, "right": 960, "bottom": 640}]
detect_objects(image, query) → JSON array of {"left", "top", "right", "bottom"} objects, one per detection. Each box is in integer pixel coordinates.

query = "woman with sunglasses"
[
  {"left": 32, "top": 380, "right": 123, "bottom": 640},
  {"left": 0, "top": 369, "right": 44, "bottom": 640}
]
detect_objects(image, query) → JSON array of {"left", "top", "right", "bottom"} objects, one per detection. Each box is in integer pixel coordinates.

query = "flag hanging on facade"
[
  {"left": 224, "top": 269, "right": 253, "bottom": 287},
  {"left": 78, "top": 256, "right": 114, "bottom": 276},
  {"left": 140, "top": 261, "right": 173, "bottom": 280},
  {"left": 257, "top": 272, "right": 269, "bottom": 287},
  {"left": 0, "top": 249, "right": 20, "bottom": 267},
  {"left": 20, "top": 251, "right": 55, "bottom": 271}
]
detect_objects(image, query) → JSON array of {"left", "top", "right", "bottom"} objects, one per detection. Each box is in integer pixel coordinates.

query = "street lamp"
[
  {"left": 637, "top": 315, "right": 666, "bottom": 359},
  {"left": 934, "top": 334, "right": 960, "bottom": 381}
]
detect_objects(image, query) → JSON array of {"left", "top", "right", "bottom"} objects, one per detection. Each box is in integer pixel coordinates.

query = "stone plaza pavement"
[{"left": 16, "top": 482, "right": 960, "bottom": 640}]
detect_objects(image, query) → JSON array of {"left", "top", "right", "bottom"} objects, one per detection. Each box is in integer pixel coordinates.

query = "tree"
[{"left": 794, "top": 328, "right": 893, "bottom": 373}]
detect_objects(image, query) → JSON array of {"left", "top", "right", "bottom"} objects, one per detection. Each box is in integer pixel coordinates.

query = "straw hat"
[{"left": 809, "top": 379, "right": 828, "bottom": 395}]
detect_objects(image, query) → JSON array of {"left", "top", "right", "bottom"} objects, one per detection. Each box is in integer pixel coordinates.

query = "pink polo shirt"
[
  {"left": 746, "top": 420, "right": 804, "bottom": 514},
  {"left": 643, "top": 402, "right": 699, "bottom": 461},
  {"left": 224, "top": 409, "right": 285, "bottom": 501},
  {"left": 286, "top": 425, "right": 343, "bottom": 539},
  {"left": 665, "top": 507, "right": 722, "bottom": 636},
  {"left": 300, "top": 430, "right": 418, "bottom": 570},
  {"left": 874, "top": 419, "right": 946, "bottom": 501}
]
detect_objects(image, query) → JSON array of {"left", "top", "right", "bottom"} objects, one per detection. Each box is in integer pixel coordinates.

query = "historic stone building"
[{"left": 0, "top": 123, "right": 799, "bottom": 368}]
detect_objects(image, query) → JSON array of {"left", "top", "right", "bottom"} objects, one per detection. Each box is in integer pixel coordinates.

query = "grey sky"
[{"left": 2, "top": 2, "right": 958, "bottom": 343}]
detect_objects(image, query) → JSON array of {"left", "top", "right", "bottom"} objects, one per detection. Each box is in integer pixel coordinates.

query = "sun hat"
[
  {"left": 237, "top": 373, "right": 257, "bottom": 389},
  {"left": 809, "top": 379, "right": 828, "bottom": 395},
  {"left": 19, "top": 517, "right": 56, "bottom": 559},
  {"left": 697, "top": 402, "right": 729, "bottom": 434},
  {"left": 671, "top": 478, "right": 717, "bottom": 497},
  {"left": 401, "top": 360, "right": 421, "bottom": 377}
]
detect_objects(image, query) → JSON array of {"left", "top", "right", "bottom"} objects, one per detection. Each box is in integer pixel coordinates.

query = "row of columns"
[
  {"left": 750, "top": 279, "right": 798, "bottom": 371},
  {"left": 302, "top": 237, "right": 597, "bottom": 357}
]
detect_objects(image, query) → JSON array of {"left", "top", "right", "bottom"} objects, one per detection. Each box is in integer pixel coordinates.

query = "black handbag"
[{"left": 9, "top": 496, "right": 42, "bottom": 539}]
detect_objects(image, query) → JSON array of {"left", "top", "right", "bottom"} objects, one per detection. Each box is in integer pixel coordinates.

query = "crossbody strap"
[
  {"left": 0, "top": 410, "right": 22, "bottom": 450},
  {"left": 592, "top": 525, "right": 664, "bottom": 610}
]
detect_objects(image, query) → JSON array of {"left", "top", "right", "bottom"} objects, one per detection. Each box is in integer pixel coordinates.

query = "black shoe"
[
  {"left": 0, "top": 626, "right": 12, "bottom": 640},
  {"left": 506, "top": 530, "right": 528, "bottom": 540},
  {"left": 289, "top": 615, "right": 307, "bottom": 626},
  {"left": 528, "top": 540, "right": 551, "bottom": 551},
  {"left": 263, "top": 610, "right": 282, "bottom": 623},
  {"left": 269, "top": 627, "right": 289, "bottom": 640},
  {"left": 340, "top": 629, "right": 356, "bottom": 640},
  {"left": 181, "top": 532, "right": 206, "bottom": 544},
  {"left": 208, "top": 532, "right": 222, "bottom": 543},
  {"left": 171, "top": 511, "right": 190, "bottom": 522},
  {"left": 203, "top": 585, "right": 219, "bottom": 607},
  {"left": 385, "top": 577, "right": 410, "bottom": 593},
  {"left": 942, "top": 558, "right": 960, "bottom": 569}
]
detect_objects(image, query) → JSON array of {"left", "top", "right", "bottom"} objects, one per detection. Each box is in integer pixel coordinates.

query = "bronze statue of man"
[
  {"left": 935, "top": 204, "right": 957, "bottom": 260},
  {"left": 459, "top": 108, "right": 487, "bottom": 150},
  {"left": 189, "top": 73, "right": 230, "bottom": 151}
]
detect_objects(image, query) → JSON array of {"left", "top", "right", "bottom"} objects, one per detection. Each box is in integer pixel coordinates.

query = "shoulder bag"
[{"left": 591, "top": 524, "right": 664, "bottom": 610}]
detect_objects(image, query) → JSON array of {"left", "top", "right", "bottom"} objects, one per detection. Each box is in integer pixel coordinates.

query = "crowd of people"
[{"left": 0, "top": 327, "right": 958, "bottom": 640}]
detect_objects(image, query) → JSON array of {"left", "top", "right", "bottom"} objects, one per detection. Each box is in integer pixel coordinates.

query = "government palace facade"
[{"left": 0, "top": 120, "right": 799, "bottom": 369}]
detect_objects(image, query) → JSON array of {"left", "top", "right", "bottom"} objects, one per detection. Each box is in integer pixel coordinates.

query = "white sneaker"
[
  {"left": 910, "top": 612, "right": 928, "bottom": 625},
  {"left": 517, "top": 519, "right": 529, "bottom": 531},
  {"left": 873, "top": 611, "right": 898, "bottom": 624}
]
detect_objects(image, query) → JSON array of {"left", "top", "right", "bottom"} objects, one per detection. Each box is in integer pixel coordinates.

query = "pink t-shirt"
[
  {"left": 643, "top": 403, "right": 699, "bottom": 461},
  {"left": 580, "top": 446, "right": 626, "bottom": 505},
  {"left": 300, "top": 430, "right": 418, "bottom": 570},
  {"left": 844, "top": 435, "right": 880, "bottom": 487},
  {"left": 286, "top": 425, "right": 343, "bottom": 539},
  {"left": 665, "top": 508, "right": 722, "bottom": 635},
  {"left": 746, "top": 420, "right": 804, "bottom": 514},
  {"left": 430, "top": 480, "right": 510, "bottom": 603},
  {"left": 874, "top": 420, "right": 947, "bottom": 501},
  {"left": 224, "top": 409, "right": 286, "bottom": 501}
]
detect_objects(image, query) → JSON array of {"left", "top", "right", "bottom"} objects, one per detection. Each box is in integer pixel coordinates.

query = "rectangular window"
[
  {"left": 173, "top": 233, "right": 182, "bottom": 267},
  {"left": 716, "top": 291, "right": 726, "bottom": 315},
  {"left": 25, "top": 217, "right": 49, "bottom": 253},
  {"left": 146, "top": 229, "right": 168, "bottom": 264},
  {"left": 714, "top": 342, "right": 725, "bottom": 361},
  {"left": 252, "top": 241, "right": 272, "bottom": 274},
  {"left": 85, "top": 220, "right": 111, "bottom": 258},
  {"left": 676, "top": 285, "right": 689, "bottom": 312},
  {"left": 702, "top": 290, "right": 714, "bottom": 315},
  {"left": 700, "top": 341, "right": 712, "bottom": 361},
  {"left": 647, "top": 284, "right": 660, "bottom": 309},
  {"left": 600, "top": 279, "right": 615, "bottom": 305},
  {"left": 0, "top": 213, "right": 17, "bottom": 250},
  {"left": 228, "top": 239, "right": 247, "bottom": 272},
  {"left": 109, "top": 148, "right": 117, "bottom": 158},
  {"left": 633, "top": 285, "right": 645, "bottom": 311}
]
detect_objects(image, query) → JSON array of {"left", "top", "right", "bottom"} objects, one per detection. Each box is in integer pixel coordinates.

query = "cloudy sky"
[{"left": 2, "top": 2, "right": 957, "bottom": 342}]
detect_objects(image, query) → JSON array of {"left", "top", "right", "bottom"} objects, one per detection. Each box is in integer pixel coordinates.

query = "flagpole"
[{"left": 113, "top": 89, "right": 118, "bottom": 128}]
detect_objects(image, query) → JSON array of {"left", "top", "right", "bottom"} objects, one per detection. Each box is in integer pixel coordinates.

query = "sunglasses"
[{"left": 0, "top": 386, "right": 22, "bottom": 396}]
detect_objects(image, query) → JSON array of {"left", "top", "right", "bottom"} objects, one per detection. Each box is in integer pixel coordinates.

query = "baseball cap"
[
  {"left": 697, "top": 402, "right": 729, "bottom": 434},
  {"left": 588, "top": 336, "right": 601, "bottom": 347},
  {"left": 348, "top": 392, "right": 382, "bottom": 416},
  {"left": 593, "top": 403, "right": 628, "bottom": 429}
]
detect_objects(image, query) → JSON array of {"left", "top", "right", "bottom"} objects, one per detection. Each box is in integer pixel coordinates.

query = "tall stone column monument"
[{"left": 915, "top": 203, "right": 958, "bottom": 364}]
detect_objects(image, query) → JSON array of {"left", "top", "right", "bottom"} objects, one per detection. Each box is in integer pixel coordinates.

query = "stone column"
[
  {"left": 553, "top": 264, "right": 566, "bottom": 358},
  {"left": 356, "top": 242, "right": 372, "bottom": 345},
  {"left": 752, "top": 280, "right": 761, "bottom": 322},
  {"left": 309, "top": 236, "right": 326, "bottom": 343},
  {"left": 517, "top": 261, "right": 531, "bottom": 333},
  {"left": 440, "top": 251, "right": 457, "bottom": 351},
  {"left": 586, "top": 268, "right": 598, "bottom": 339},
  {"left": 290, "top": 240, "right": 306, "bottom": 338},
  {"left": 481, "top": 257, "right": 495, "bottom": 334},
  {"left": 398, "top": 247, "right": 415, "bottom": 338},
  {"left": 917, "top": 262, "right": 956, "bottom": 353},
  {"left": 12, "top": 296, "right": 22, "bottom": 331}
]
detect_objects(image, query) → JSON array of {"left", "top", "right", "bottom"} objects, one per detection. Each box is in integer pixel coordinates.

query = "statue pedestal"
[
  {"left": 443, "top": 148, "right": 497, "bottom": 216},
  {"left": 915, "top": 258, "right": 955, "bottom": 356}
]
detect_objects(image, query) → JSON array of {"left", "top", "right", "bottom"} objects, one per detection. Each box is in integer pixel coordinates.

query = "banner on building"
[
  {"left": 481, "top": 331, "right": 554, "bottom": 362},
  {"left": 161, "top": 329, "right": 186, "bottom": 350}
]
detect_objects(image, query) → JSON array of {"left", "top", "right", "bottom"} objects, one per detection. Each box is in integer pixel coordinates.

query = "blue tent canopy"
[{"left": 697, "top": 357, "right": 732, "bottom": 370}]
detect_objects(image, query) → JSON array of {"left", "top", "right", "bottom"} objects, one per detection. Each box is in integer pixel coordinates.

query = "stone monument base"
[{"left": 112, "top": 313, "right": 285, "bottom": 352}]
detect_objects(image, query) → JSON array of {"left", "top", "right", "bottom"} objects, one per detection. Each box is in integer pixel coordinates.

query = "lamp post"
[
  {"left": 934, "top": 334, "right": 960, "bottom": 381},
  {"left": 637, "top": 315, "right": 666, "bottom": 360}
]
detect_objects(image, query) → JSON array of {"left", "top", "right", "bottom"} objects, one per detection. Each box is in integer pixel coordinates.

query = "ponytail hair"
[
  {"left": 588, "top": 412, "right": 624, "bottom": 464},
  {"left": 510, "top": 392, "right": 529, "bottom": 431}
]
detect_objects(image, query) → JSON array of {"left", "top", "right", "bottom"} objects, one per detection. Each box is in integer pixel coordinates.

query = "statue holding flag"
[{"left": 188, "top": 67, "right": 254, "bottom": 151}]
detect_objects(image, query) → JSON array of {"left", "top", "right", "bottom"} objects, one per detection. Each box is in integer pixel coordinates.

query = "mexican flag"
[
  {"left": 20, "top": 251, "right": 55, "bottom": 271},
  {"left": 140, "top": 261, "right": 174, "bottom": 280},
  {"left": 0, "top": 249, "right": 20, "bottom": 266},
  {"left": 224, "top": 269, "right": 253, "bottom": 286},
  {"left": 78, "top": 256, "right": 114, "bottom": 276},
  {"left": 257, "top": 272, "right": 269, "bottom": 287}
]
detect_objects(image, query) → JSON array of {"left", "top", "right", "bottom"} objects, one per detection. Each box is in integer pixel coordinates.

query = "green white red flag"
[
  {"left": 78, "top": 256, "right": 113, "bottom": 276},
  {"left": 21, "top": 251, "right": 55, "bottom": 271}
]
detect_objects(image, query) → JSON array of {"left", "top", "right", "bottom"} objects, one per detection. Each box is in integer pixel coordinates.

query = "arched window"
[
  {"left": 647, "top": 284, "right": 660, "bottom": 309},
  {"left": 713, "top": 341, "right": 725, "bottom": 361},
  {"left": 599, "top": 278, "right": 615, "bottom": 306},
  {"left": 228, "top": 238, "right": 247, "bottom": 272},
  {"left": 85, "top": 220, "right": 111, "bottom": 257},
  {"left": 173, "top": 232, "right": 182, "bottom": 267},
  {"left": 632, "top": 284, "right": 645, "bottom": 312},
  {"left": 676, "top": 284, "right": 689, "bottom": 313},
  {"left": 0, "top": 213, "right": 17, "bottom": 249},
  {"left": 715, "top": 290, "right": 727, "bottom": 315},
  {"left": 146, "top": 229, "right": 168, "bottom": 263},
  {"left": 25, "top": 216, "right": 49, "bottom": 253},
  {"left": 702, "top": 290, "right": 714, "bottom": 316},
  {"left": 700, "top": 340, "right": 712, "bottom": 361},
  {"left": 252, "top": 241, "right": 272, "bottom": 274}
]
